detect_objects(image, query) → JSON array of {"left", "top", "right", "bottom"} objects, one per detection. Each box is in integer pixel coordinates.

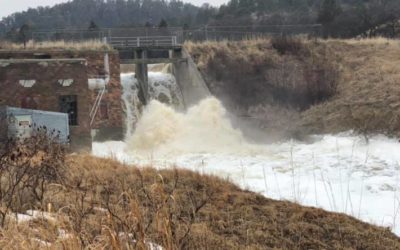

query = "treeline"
[
  {"left": 213, "top": 0, "right": 400, "bottom": 38},
  {"left": 0, "top": 0, "right": 214, "bottom": 37},
  {"left": 1, "top": 0, "right": 400, "bottom": 39},
  {"left": 319, "top": 0, "right": 400, "bottom": 37}
]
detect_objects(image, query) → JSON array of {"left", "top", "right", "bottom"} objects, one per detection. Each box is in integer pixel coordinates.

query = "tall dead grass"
[
  {"left": 326, "top": 36, "right": 400, "bottom": 46},
  {"left": 0, "top": 40, "right": 112, "bottom": 51},
  {"left": 185, "top": 37, "right": 340, "bottom": 111},
  {"left": 0, "top": 137, "right": 399, "bottom": 249},
  {"left": 298, "top": 37, "right": 400, "bottom": 137},
  {"left": 186, "top": 37, "right": 400, "bottom": 137}
]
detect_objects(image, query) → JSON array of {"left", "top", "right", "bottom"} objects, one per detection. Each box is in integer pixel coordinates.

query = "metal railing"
[
  {"left": 182, "top": 24, "right": 322, "bottom": 42},
  {"left": 30, "top": 27, "right": 184, "bottom": 43},
  {"left": 108, "top": 36, "right": 178, "bottom": 48},
  {"left": 90, "top": 85, "right": 106, "bottom": 126},
  {"left": 25, "top": 25, "right": 322, "bottom": 46}
]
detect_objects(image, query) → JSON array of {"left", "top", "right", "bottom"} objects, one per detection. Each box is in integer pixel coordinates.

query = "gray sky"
[{"left": 0, "top": 0, "right": 228, "bottom": 19}]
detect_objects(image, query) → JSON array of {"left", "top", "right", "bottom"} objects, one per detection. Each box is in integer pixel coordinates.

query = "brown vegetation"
[
  {"left": 299, "top": 39, "right": 400, "bottom": 137},
  {"left": 271, "top": 36, "right": 303, "bottom": 55},
  {"left": 0, "top": 139, "right": 399, "bottom": 249},
  {"left": 186, "top": 37, "right": 400, "bottom": 138},
  {"left": 0, "top": 40, "right": 112, "bottom": 51},
  {"left": 185, "top": 37, "right": 340, "bottom": 112}
]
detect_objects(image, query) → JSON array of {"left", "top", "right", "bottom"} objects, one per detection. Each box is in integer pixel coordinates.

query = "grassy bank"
[
  {"left": 186, "top": 37, "right": 400, "bottom": 138},
  {"left": 0, "top": 40, "right": 112, "bottom": 51},
  {"left": 0, "top": 140, "right": 399, "bottom": 249},
  {"left": 300, "top": 38, "right": 400, "bottom": 136}
]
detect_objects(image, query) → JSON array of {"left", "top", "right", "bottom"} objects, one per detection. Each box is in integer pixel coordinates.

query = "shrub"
[
  {"left": 0, "top": 131, "right": 66, "bottom": 226},
  {"left": 271, "top": 35, "right": 303, "bottom": 55}
]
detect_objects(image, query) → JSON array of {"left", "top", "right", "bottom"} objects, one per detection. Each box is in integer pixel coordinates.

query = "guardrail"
[
  {"left": 108, "top": 36, "right": 178, "bottom": 48},
  {"left": 26, "top": 25, "right": 321, "bottom": 46}
]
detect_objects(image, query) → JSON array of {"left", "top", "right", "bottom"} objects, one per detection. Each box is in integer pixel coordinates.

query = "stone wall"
[
  {"left": 0, "top": 59, "right": 91, "bottom": 150},
  {"left": 0, "top": 49, "right": 124, "bottom": 143},
  {"left": 83, "top": 52, "right": 124, "bottom": 141}
]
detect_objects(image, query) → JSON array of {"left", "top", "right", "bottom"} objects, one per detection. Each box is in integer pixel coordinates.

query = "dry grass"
[
  {"left": 185, "top": 38, "right": 339, "bottom": 110},
  {"left": 185, "top": 38, "right": 340, "bottom": 138},
  {"left": 327, "top": 36, "right": 400, "bottom": 46},
  {"left": 0, "top": 40, "right": 112, "bottom": 51},
  {"left": 298, "top": 38, "right": 400, "bottom": 136},
  {"left": 0, "top": 139, "right": 399, "bottom": 249},
  {"left": 186, "top": 37, "right": 400, "bottom": 137}
]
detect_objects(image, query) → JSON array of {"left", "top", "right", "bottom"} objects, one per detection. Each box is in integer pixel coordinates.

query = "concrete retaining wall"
[{"left": 171, "top": 49, "right": 210, "bottom": 108}]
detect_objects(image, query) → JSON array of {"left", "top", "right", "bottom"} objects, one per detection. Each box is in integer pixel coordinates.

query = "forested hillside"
[
  {"left": 214, "top": 0, "right": 400, "bottom": 37},
  {"left": 1, "top": 0, "right": 400, "bottom": 39},
  {"left": 0, "top": 0, "right": 213, "bottom": 35}
]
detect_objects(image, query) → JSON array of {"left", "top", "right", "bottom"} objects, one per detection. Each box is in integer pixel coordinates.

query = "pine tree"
[
  {"left": 88, "top": 20, "right": 99, "bottom": 30},
  {"left": 317, "top": 0, "right": 341, "bottom": 37},
  {"left": 158, "top": 19, "right": 168, "bottom": 28},
  {"left": 19, "top": 24, "right": 30, "bottom": 49},
  {"left": 317, "top": 0, "right": 341, "bottom": 25}
]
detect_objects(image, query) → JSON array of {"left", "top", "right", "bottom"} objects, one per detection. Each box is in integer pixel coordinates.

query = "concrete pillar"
[{"left": 134, "top": 49, "right": 149, "bottom": 104}]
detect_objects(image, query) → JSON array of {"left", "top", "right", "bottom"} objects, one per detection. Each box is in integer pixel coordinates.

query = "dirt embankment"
[
  {"left": 3, "top": 152, "right": 400, "bottom": 249},
  {"left": 186, "top": 38, "right": 400, "bottom": 138}
]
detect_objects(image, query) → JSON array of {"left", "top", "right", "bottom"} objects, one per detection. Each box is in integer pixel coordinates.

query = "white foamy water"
[
  {"left": 126, "top": 98, "right": 261, "bottom": 156},
  {"left": 94, "top": 73, "right": 400, "bottom": 235},
  {"left": 148, "top": 72, "right": 184, "bottom": 109},
  {"left": 94, "top": 132, "right": 400, "bottom": 235},
  {"left": 121, "top": 73, "right": 142, "bottom": 138},
  {"left": 121, "top": 72, "right": 183, "bottom": 138}
]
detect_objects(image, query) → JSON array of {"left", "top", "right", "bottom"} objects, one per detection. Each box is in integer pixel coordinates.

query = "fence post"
[{"left": 137, "top": 37, "right": 140, "bottom": 47}]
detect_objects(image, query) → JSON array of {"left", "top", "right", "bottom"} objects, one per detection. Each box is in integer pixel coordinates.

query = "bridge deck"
[
  {"left": 120, "top": 57, "right": 187, "bottom": 64},
  {"left": 108, "top": 36, "right": 181, "bottom": 49},
  {"left": 115, "top": 45, "right": 182, "bottom": 50}
]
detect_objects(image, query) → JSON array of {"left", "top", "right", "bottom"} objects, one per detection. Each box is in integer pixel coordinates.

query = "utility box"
[{"left": 0, "top": 106, "right": 70, "bottom": 144}]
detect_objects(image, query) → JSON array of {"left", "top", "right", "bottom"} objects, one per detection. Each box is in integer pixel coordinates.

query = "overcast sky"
[{"left": 0, "top": 0, "right": 228, "bottom": 19}]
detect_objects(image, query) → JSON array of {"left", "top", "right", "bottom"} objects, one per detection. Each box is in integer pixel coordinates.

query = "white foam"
[
  {"left": 125, "top": 98, "right": 262, "bottom": 156},
  {"left": 121, "top": 72, "right": 183, "bottom": 138},
  {"left": 110, "top": 74, "right": 400, "bottom": 235},
  {"left": 94, "top": 134, "right": 400, "bottom": 235},
  {"left": 121, "top": 73, "right": 141, "bottom": 138}
]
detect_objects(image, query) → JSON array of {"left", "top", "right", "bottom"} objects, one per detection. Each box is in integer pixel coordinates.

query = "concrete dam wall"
[{"left": 170, "top": 49, "right": 210, "bottom": 108}]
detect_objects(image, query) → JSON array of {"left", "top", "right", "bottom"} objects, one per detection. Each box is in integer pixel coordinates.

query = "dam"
[
  {"left": 108, "top": 35, "right": 210, "bottom": 108},
  {"left": 0, "top": 30, "right": 210, "bottom": 149}
]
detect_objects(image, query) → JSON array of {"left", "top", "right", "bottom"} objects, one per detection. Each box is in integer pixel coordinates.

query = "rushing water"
[
  {"left": 94, "top": 71, "right": 400, "bottom": 235},
  {"left": 120, "top": 72, "right": 183, "bottom": 138}
]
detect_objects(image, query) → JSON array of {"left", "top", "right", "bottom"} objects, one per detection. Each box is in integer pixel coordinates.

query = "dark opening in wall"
[
  {"left": 59, "top": 95, "right": 78, "bottom": 125},
  {"left": 100, "top": 101, "right": 109, "bottom": 120},
  {"left": 148, "top": 49, "right": 169, "bottom": 58},
  {"left": 21, "top": 96, "right": 38, "bottom": 109},
  {"left": 33, "top": 53, "right": 52, "bottom": 59}
]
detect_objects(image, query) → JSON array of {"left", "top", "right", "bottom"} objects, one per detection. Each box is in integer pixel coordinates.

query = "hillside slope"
[
  {"left": 2, "top": 153, "right": 400, "bottom": 249},
  {"left": 186, "top": 38, "right": 400, "bottom": 138},
  {"left": 300, "top": 39, "right": 400, "bottom": 136}
]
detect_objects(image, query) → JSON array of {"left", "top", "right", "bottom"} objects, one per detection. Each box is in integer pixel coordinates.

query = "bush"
[
  {"left": 0, "top": 131, "right": 66, "bottom": 227},
  {"left": 271, "top": 35, "right": 303, "bottom": 55}
]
